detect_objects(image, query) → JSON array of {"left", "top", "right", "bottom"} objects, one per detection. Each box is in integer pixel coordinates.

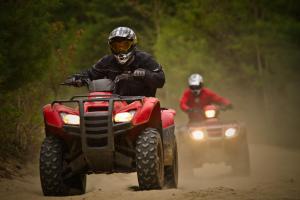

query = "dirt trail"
[{"left": 0, "top": 144, "right": 299, "bottom": 200}]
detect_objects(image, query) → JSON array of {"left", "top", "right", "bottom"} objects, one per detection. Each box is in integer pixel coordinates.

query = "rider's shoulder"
[
  {"left": 135, "top": 50, "right": 160, "bottom": 71},
  {"left": 96, "top": 55, "right": 114, "bottom": 65},
  {"left": 184, "top": 88, "right": 192, "bottom": 94},
  {"left": 135, "top": 50, "right": 154, "bottom": 60},
  {"left": 93, "top": 55, "right": 114, "bottom": 69},
  {"left": 202, "top": 87, "right": 215, "bottom": 94}
]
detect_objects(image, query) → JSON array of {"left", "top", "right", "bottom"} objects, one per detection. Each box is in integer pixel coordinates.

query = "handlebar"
[
  {"left": 188, "top": 104, "right": 233, "bottom": 113},
  {"left": 60, "top": 70, "right": 134, "bottom": 87},
  {"left": 114, "top": 71, "right": 133, "bottom": 84},
  {"left": 60, "top": 74, "right": 90, "bottom": 87},
  {"left": 187, "top": 108, "right": 203, "bottom": 114}
]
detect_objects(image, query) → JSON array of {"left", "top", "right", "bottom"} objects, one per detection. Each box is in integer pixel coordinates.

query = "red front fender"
[
  {"left": 161, "top": 109, "right": 176, "bottom": 128},
  {"left": 43, "top": 104, "right": 78, "bottom": 139},
  {"left": 132, "top": 97, "right": 160, "bottom": 126}
]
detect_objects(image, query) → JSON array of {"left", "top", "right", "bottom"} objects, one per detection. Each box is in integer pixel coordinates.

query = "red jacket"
[{"left": 180, "top": 87, "right": 231, "bottom": 121}]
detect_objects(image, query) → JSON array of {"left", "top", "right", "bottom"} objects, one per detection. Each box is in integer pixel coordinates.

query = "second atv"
[
  {"left": 40, "top": 73, "right": 178, "bottom": 196},
  {"left": 178, "top": 105, "right": 250, "bottom": 176}
]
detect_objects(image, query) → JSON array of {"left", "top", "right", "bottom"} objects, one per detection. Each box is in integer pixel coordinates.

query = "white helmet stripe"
[{"left": 109, "top": 27, "right": 136, "bottom": 40}]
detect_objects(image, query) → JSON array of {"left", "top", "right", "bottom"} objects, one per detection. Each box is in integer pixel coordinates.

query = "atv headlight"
[
  {"left": 190, "top": 130, "right": 205, "bottom": 140},
  {"left": 114, "top": 111, "right": 135, "bottom": 123},
  {"left": 205, "top": 109, "right": 216, "bottom": 118},
  {"left": 225, "top": 128, "right": 237, "bottom": 138},
  {"left": 60, "top": 113, "right": 80, "bottom": 125}
]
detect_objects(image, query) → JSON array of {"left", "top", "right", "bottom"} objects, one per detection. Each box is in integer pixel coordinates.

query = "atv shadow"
[{"left": 127, "top": 185, "right": 140, "bottom": 191}]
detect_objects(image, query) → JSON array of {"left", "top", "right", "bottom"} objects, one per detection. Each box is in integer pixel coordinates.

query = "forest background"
[{"left": 0, "top": 0, "right": 299, "bottom": 161}]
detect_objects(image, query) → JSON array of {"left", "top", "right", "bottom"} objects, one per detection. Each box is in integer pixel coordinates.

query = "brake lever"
[
  {"left": 60, "top": 75, "right": 90, "bottom": 87},
  {"left": 60, "top": 77, "right": 75, "bottom": 86}
]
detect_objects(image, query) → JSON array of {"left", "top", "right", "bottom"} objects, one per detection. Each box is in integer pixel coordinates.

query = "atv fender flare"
[
  {"left": 132, "top": 97, "right": 162, "bottom": 132},
  {"left": 43, "top": 104, "right": 77, "bottom": 139},
  {"left": 43, "top": 104, "right": 63, "bottom": 128}
]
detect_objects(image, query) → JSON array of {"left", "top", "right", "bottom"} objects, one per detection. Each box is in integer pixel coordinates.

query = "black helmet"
[
  {"left": 108, "top": 27, "right": 137, "bottom": 64},
  {"left": 188, "top": 73, "right": 203, "bottom": 95}
]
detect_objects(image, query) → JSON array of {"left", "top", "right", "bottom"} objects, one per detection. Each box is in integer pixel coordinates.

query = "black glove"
[
  {"left": 74, "top": 78, "right": 84, "bottom": 87},
  {"left": 186, "top": 108, "right": 201, "bottom": 113},
  {"left": 220, "top": 104, "right": 233, "bottom": 111},
  {"left": 63, "top": 75, "right": 84, "bottom": 87},
  {"left": 115, "top": 73, "right": 132, "bottom": 83},
  {"left": 133, "top": 68, "right": 146, "bottom": 79},
  {"left": 186, "top": 108, "right": 193, "bottom": 113}
]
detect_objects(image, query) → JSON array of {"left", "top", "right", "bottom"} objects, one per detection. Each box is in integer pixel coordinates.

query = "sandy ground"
[{"left": 0, "top": 144, "right": 300, "bottom": 200}]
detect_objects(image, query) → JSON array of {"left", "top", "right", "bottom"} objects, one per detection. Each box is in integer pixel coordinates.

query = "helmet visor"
[{"left": 110, "top": 39, "right": 133, "bottom": 54}]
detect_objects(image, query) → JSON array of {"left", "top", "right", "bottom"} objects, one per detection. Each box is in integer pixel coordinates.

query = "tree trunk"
[
  {"left": 153, "top": 0, "right": 161, "bottom": 36},
  {"left": 252, "top": 0, "right": 270, "bottom": 127}
]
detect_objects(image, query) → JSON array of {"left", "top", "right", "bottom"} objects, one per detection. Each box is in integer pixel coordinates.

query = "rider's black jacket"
[{"left": 81, "top": 50, "right": 165, "bottom": 97}]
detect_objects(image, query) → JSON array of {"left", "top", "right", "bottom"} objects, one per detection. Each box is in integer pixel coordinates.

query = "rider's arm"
[
  {"left": 180, "top": 89, "right": 191, "bottom": 112},
  {"left": 142, "top": 55, "right": 165, "bottom": 89},
  {"left": 84, "top": 56, "right": 111, "bottom": 80},
  {"left": 205, "top": 88, "right": 231, "bottom": 106}
]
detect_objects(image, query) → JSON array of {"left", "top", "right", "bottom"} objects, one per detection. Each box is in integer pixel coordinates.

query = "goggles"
[
  {"left": 109, "top": 39, "right": 134, "bottom": 54},
  {"left": 189, "top": 85, "right": 202, "bottom": 90}
]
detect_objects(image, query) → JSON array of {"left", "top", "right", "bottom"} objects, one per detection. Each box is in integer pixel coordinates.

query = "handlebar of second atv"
[
  {"left": 218, "top": 104, "right": 233, "bottom": 111},
  {"left": 188, "top": 104, "right": 233, "bottom": 113}
]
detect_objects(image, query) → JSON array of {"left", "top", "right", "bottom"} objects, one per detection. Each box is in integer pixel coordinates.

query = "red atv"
[
  {"left": 178, "top": 105, "right": 250, "bottom": 176},
  {"left": 40, "top": 73, "right": 178, "bottom": 196}
]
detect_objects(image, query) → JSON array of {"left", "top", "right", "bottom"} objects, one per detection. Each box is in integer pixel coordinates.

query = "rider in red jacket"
[{"left": 180, "top": 74, "right": 232, "bottom": 123}]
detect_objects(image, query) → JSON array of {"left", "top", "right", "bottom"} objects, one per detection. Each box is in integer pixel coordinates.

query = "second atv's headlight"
[
  {"left": 60, "top": 113, "right": 80, "bottom": 125},
  {"left": 205, "top": 109, "right": 216, "bottom": 118},
  {"left": 191, "top": 130, "right": 205, "bottom": 140},
  {"left": 114, "top": 111, "right": 135, "bottom": 123},
  {"left": 225, "top": 128, "right": 237, "bottom": 138}
]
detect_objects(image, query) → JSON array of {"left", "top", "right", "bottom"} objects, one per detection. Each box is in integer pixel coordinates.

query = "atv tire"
[
  {"left": 40, "top": 136, "right": 86, "bottom": 196},
  {"left": 136, "top": 128, "right": 164, "bottom": 190},
  {"left": 231, "top": 134, "right": 250, "bottom": 176},
  {"left": 164, "top": 139, "right": 178, "bottom": 188}
]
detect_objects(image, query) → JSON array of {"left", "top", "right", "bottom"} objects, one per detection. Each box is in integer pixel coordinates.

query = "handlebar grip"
[{"left": 114, "top": 72, "right": 133, "bottom": 83}]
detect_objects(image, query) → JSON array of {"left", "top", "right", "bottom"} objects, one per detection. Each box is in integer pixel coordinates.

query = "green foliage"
[
  {"left": 73, "top": 0, "right": 156, "bottom": 69},
  {"left": 0, "top": 0, "right": 59, "bottom": 90},
  {"left": 156, "top": 0, "right": 300, "bottom": 145}
]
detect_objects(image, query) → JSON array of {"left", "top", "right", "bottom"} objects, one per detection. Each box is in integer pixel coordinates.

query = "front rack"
[{"left": 51, "top": 95, "right": 144, "bottom": 171}]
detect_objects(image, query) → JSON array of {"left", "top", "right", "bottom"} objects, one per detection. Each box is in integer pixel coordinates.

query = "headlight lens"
[
  {"left": 225, "top": 128, "right": 237, "bottom": 138},
  {"left": 191, "top": 130, "right": 205, "bottom": 140},
  {"left": 114, "top": 111, "right": 135, "bottom": 123},
  {"left": 205, "top": 109, "right": 216, "bottom": 118},
  {"left": 60, "top": 113, "right": 80, "bottom": 125}
]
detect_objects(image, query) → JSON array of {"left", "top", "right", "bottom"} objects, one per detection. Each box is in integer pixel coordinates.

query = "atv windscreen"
[{"left": 88, "top": 79, "right": 115, "bottom": 92}]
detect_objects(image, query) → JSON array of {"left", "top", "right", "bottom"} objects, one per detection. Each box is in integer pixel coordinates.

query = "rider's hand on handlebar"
[
  {"left": 63, "top": 74, "right": 86, "bottom": 87},
  {"left": 73, "top": 78, "right": 84, "bottom": 87},
  {"left": 220, "top": 104, "right": 233, "bottom": 111},
  {"left": 186, "top": 108, "right": 202, "bottom": 113},
  {"left": 133, "top": 68, "right": 146, "bottom": 79},
  {"left": 186, "top": 108, "right": 193, "bottom": 113},
  {"left": 115, "top": 73, "right": 132, "bottom": 83}
]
